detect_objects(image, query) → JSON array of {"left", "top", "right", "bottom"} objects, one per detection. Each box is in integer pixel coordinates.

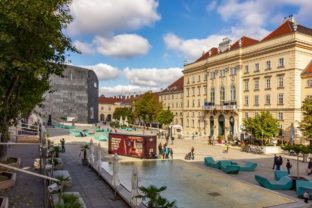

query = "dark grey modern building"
[{"left": 40, "top": 65, "right": 98, "bottom": 124}]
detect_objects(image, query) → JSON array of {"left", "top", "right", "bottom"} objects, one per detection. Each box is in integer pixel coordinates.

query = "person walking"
[
  {"left": 169, "top": 147, "right": 173, "bottom": 160},
  {"left": 308, "top": 158, "right": 312, "bottom": 175},
  {"left": 165, "top": 145, "right": 169, "bottom": 159},
  {"left": 304, "top": 190, "right": 309, "bottom": 203},
  {"left": 60, "top": 138, "right": 65, "bottom": 153},
  {"left": 191, "top": 146, "right": 195, "bottom": 160},
  {"left": 276, "top": 157, "right": 282, "bottom": 170},
  {"left": 286, "top": 159, "right": 292, "bottom": 174},
  {"left": 279, "top": 156, "right": 283, "bottom": 167},
  {"left": 272, "top": 154, "right": 278, "bottom": 170},
  {"left": 158, "top": 143, "right": 163, "bottom": 159}
]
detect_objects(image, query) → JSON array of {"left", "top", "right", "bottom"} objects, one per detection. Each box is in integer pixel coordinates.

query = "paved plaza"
[{"left": 47, "top": 126, "right": 312, "bottom": 207}]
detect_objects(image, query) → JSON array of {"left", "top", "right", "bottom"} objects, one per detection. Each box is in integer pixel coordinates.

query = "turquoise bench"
[
  {"left": 296, "top": 180, "right": 312, "bottom": 199},
  {"left": 255, "top": 175, "right": 292, "bottom": 190},
  {"left": 239, "top": 162, "right": 257, "bottom": 171},
  {"left": 204, "top": 157, "right": 220, "bottom": 169},
  {"left": 219, "top": 160, "right": 240, "bottom": 174},
  {"left": 274, "top": 170, "right": 288, "bottom": 180}
]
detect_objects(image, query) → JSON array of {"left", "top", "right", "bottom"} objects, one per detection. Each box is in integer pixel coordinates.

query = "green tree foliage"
[
  {"left": 134, "top": 92, "right": 162, "bottom": 124},
  {"left": 157, "top": 110, "right": 174, "bottom": 126},
  {"left": 300, "top": 97, "right": 312, "bottom": 140},
  {"left": 113, "top": 107, "right": 134, "bottom": 124},
  {"left": 136, "top": 185, "right": 177, "bottom": 208},
  {"left": 0, "top": 0, "right": 76, "bottom": 158},
  {"left": 243, "top": 111, "right": 279, "bottom": 143}
]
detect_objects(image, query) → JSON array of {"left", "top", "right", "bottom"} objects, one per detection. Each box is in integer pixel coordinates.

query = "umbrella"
[
  {"left": 112, "top": 153, "right": 120, "bottom": 192},
  {"left": 130, "top": 165, "right": 141, "bottom": 206},
  {"left": 124, "top": 116, "right": 128, "bottom": 127},
  {"left": 89, "top": 139, "right": 95, "bottom": 164},
  {"left": 119, "top": 117, "right": 123, "bottom": 126},
  {"left": 97, "top": 143, "right": 102, "bottom": 173}
]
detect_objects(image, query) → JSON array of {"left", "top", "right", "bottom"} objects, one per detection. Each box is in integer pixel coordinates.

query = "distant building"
[
  {"left": 98, "top": 96, "right": 132, "bottom": 122},
  {"left": 40, "top": 65, "right": 98, "bottom": 124},
  {"left": 159, "top": 76, "right": 184, "bottom": 126}
]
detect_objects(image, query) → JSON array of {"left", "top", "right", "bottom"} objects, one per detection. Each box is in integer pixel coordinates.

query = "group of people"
[
  {"left": 272, "top": 154, "right": 292, "bottom": 173},
  {"left": 158, "top": 142, "right": 173, "bottom": 159}
]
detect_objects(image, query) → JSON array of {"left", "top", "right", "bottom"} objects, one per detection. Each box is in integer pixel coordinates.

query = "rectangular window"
[
  {"left": 245, "top": 112, "right": 249, "bottom": 119},
  {"left": 192, "top": 88, "right": 195, "bottom": 96},
  {"left": 220, "top": 70, "right": 225, "bottom": 77},
  {"left": 187, "top": 77, "right": 190, "bottom": 84},
  {"left": 278, "top": 76, "right": 284, "bottom": 88},
  {"left": 254, "top": 95, "right": 259, "bottom": 106},
  {"left": 308, "top": 79, "right": 312, "bottom": 87},
  {"left": 198, "top": 99, "right": 200, "bottom": 107},
  {"left": 278, "top": 112, "right": 284, "bottom": 120},
  {"left": 197, "top": 86, "right": 200, "bottom": 96},
  {"left": 187, "top": 100, "right": 189, "bottom": 107},
  {"left": 192, "top": 76, "right": 195, "bottom": 83},
  {"left": 266, "top": 60, "right": 271, "bottom": 70},
  {"left": 230, "top": 67, "right": 236, "bottom": 75},
  {"left": 266, "top": 78, "right": 271, "bottom": 89},
  {"left": 245, "top": 65, "right": 249, "bottom": 74},
  {"left": 254, "top": 79, "right": 259, "bottom": 90},
  {"left": 187, "top": 88, "right": 189, "bottom": 96},
  {"left": 211, "top": 72, "right": 216, "bottom": 79},
  {"left": 244, "top": 96, "right": 249, "bottom": 106},
  {"left": 192, "top": 100, "right": 195, "bottom": 107},
  {"left": 265, "top": 94, "right": 271, "bottom": 105},
  {"left": 192, "top": 120, "right": 194, "bottom": 128},
  {"left": 244, "top": 80, "right": 249, "bottom": 91},
  {"left": 90, "top": 107, "right": 94, "bottom": 119},
  {"left": 204, "top": 73, "right": 208, "bottom": 81},
  {"left": 70, "top": 72, "right": 73, "bottom": 80},
  {"left": 278, "top": 94, "right": 284, "bottom": 105},
  {"left": 255, "top": 63, "right": 260, "bottom": 72},
  {"left": 278, "top": 58, "right": 284, "bottom": 67},
  {"left": 204, "top": 86, "right": 207, "bottom": 95}
]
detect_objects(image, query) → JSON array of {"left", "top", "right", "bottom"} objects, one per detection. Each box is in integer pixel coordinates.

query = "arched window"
[
  {"left": 231, "top": 85, "right": 236, "bottom": 101},
  {"left": 220, "top": 86, "right": 225, "bottom": 104},
  {"left": 210, "top": 88, "right": 215, "bottom": 104}
]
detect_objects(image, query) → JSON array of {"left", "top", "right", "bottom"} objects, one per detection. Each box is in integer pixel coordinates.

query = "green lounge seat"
[
  {"left": 239, "top": 162, "right": 257, "bottom": 171},
  {"left": 296, "top": 180, "right": 312, "bottom": 199},
  {"left": 274, "top": 170, "right": 288, "bottom": 180},
  {"left": 204, "top": 157, "right": 220, "bottom": 168},
  {"left": 255, "top": 175, "right": 292, "bottom": 190},
  {"left": 219, "top": 161, "right": 240, "bottom": 174}
]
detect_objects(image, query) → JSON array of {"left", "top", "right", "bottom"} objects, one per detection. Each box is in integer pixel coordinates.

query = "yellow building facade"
[
  {"left": 159, "top": 77, "right": 184, "bottom": 126},
  {"left": 182, "top": 18, "right": 312, "bottom": 142},
  {"left": 98, "top": 96, "right": 131, "bottom": 123}
]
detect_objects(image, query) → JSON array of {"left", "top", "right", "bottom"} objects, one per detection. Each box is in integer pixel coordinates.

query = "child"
[
  {"left": 304, "top": 190, "right": 309, "bottom": 203},
  {"left": 286, "top": 159, "right": 292, "bottom": 174}
]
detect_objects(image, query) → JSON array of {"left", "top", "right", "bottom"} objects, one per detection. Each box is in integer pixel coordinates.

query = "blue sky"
[{"left": 67, "top": 0, "right": 312, "bottom": 96}]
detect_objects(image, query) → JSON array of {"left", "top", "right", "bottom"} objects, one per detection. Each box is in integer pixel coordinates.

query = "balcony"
[{"left": 203, "top": 101, "right": 238, "bottom": 112}]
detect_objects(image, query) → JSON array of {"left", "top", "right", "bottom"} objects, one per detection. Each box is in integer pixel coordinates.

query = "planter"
[
  {"left": 0, "top": 172, "right": 16, "bottom": 190},
  {"left": 52, "top": 170, "right": 72, "bottom": 187},
  {"left": 0, "top": 196, "right": 9, "bottom": 208},
  {"left": 262, "top": 146, "right": 281, "bottom": 154},
  {"left": 81, "top": 159, "right": 88, "bottom": 166},
  {"left": 52, "top": 192, "right": 87, "bottom": 208},
  {"left": 0, "top": 157, "right": 21, "bottom": 172},
  {"left": 47, "top": 158, "right": 64, "bottom": 170}
]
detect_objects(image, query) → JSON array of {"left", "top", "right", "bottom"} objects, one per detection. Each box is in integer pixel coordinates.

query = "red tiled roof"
[
  {"left": 262, "top": 20, "right": 295, "bottom": 41},
  {"left": 161, "top": 76, "right": 184, "bottom": 93},
  {"left": 195, "top": 47, "right": 219, "bottom": 62},
  {"left": 231, "top": 36, "right": 259, "bottom": 50},
  {"left": 302, "top": 61, "right": 312, "bottom": 76},
  {"left": 98, "top": 96, "right": 131, "bottom": 105}
]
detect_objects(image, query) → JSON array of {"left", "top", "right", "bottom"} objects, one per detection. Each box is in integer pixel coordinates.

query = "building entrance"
[{"left": 218, "top": 115, "right": 225, "bottom": 136}]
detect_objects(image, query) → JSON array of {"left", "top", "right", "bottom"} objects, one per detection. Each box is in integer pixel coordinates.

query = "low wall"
[
  {"left": 16, "top": 135, "right": 39, "bottom": 143},
  {"left": 262, "top": 146, "right": 281, "bottom": 154}
]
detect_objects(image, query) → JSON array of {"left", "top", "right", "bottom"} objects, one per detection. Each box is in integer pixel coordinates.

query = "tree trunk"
[
  {"left": 0, "top": 126, "right": 10, "bottom": 160},
  {"left": 297, "top": 155, "right": 299, "bottom": 177}
]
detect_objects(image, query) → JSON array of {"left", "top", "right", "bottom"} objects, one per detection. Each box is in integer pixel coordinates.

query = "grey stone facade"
[{"left": 40, "top": 65, "right": 98, "bottom": 124}]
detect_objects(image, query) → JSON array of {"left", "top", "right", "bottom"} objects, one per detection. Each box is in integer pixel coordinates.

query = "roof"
[
  {"left": 98, "top": 96, "right": 131, "bottom": 105},
  {"left": 160, "top": 76, "right": 184, "bottom": 93},
  {"left": 302, "top": 61, "right": 312, "bottom": 76},
  {"left": 193, "top": 19, "right": 312, "bottom": 63}
]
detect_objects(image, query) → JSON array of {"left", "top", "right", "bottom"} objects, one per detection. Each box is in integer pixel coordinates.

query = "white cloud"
[
  {"left": 75, "top": 34, "right": 151, "bottom": 58},
  {"left": 69, "top": 0, "right": 160, "bottom": 35},
  {"left": 206, "top": 1, "right": 217, "bottom": 11},
  {"left": 84, "top": 63, "right": 120, "bottom": 81},
  {"left": 124, "top": 67, "right": 183, "bottom": 87},
  {"left": 94, "top": 34, "right": 151, "bottom": 58},
  {"left": 99, "top": 85, "right": 159, "bottom": 97},
  {"left": 163, "top": 33, "right": 225, "bottom": 61},
  {"left": 74, "top": 40, "right": 95, "bottom": 55}
]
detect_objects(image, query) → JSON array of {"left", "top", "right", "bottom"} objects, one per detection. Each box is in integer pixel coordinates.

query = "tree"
[
  {"left": 243, "top": 111, "right": 279, "bottom": 144},
  {"left": 300, "top": 97, "right": 312, "bottom": 140},
  {"left": 113, "top": 107, "right": 134, "bottom": 124},
  {"left": 157, "top": 110, "right": 174, "bottom": 126},
  {"left": 136, "top": 185, "right": 177, "bottom": 208},
  {"left": 134, "top": 92, "right": 162, "bottom": 125},
  {"left": 0, "top": 0, "right": 76, "bottom": 159}
]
